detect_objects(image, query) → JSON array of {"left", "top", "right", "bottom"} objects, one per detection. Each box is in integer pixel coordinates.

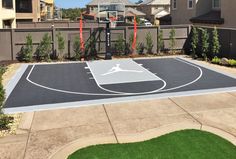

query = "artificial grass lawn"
[{"left": 68, "top": 129, "right": 236, "bottom": 159}]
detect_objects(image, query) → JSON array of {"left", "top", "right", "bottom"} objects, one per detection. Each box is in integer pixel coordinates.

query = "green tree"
[
  {"left": 190, "top": 27, "right": 199, "bottom": 59},
  {"left": 62, "top": 8, "right": 82, "bottom": 21},
  {"left": 157, "top": 30, "right": 164, "bottom": 53},
  {"left": 20, "top": 34, "right": 33, "bottom": 62},
  {"left": 136, "top": 42, "right": 145, "bottom": 55},
  {"left": 36, "top": 33, "right": 52, "bottom": 61},
  {"left": 73, "top": 36, "right": 82, "bottom": 60},
  {"left": 200, "top": 28, "right": 210, "bottom": 61},
  {"left": 114, "top": 35, "right": 125, "bottom": 56},
  {"left": 169, "top": 28, "right": 176, "bottom": 53},
  {"left": 145, "top": 32, "right": 154, "bottom": 54},
  {"left": 211, "top": 27, "right": 221, "bottom": 57},
  {"left": 84, "top": 35, "right": 97, "bottom": 59},
  {"left": 56, "top": 32, "right": 65, "bottom": 60}
]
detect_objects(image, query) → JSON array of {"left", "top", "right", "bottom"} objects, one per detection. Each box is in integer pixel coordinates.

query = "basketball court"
[{"left": 4, "top": 57, "right": 236, "bottom": 113}]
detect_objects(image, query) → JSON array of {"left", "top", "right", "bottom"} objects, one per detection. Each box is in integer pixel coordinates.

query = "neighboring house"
[
  {"left": 125, "top": 7, "right": 146, "bottom": 22},
  {"left": 40, "top": 0, "right": 54, "bottom": 21},
  {"left": 84, "top": 0, "right": 145, "bottom": 22},
  {"left": 16, "top": 0, "right": 41, "bottom": 23},
  {"left": 0, "top": 0, "right": 16, "bottom": 28},
  {"left": 171, "top": 0, "right": 236, "bottom": 28},
  {"left": 137, "top": 0, "right": 170, "bottom": 25}
]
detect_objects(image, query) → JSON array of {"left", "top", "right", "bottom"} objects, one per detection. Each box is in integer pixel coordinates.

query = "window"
[
  {"left": 172, "top": 0, "right": 177, "bottom": 10},
  {"left": 2, "top": 0, "right": 13, "bottom": 9},
  {"left": 3, "top": 20, "right": 12, "bottom": 28},
  {"left": 188, "top": 0, "right": 193, "bottom": 9},
  {"left": 16, "top": 0, "right": 32, "bottom": 13},
  {"left": 213, "top": 0, "right": 220, "bottom": 9}
]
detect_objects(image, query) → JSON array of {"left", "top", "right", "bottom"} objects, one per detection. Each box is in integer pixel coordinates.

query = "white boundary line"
[
  {"left": 177, "top": 57, "right": 236, "bottom": 80},
  {"left": 4, "top": 86, "right": 236, "bottom": 114},
  {"left": 5, "top": 64, "right": 28, "bottom": 98},
  {"left": 25, "top": 58, "right": 202, "bottom": 96}
]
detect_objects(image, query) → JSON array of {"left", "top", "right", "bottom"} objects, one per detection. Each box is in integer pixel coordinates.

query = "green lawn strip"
[{"left": 68, "top": 129, "right": 236, "bottom": 159}]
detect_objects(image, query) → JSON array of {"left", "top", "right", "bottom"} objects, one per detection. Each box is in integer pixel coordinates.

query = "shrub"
[
  {"left": 73, "top": 36, "right": 82, "bottom": 60},
  {"left": 191, "top": 27, "right": 199, "bottom": 59},
  {"left": 0, "top": 67, "right": 5, "bottom": 111},
  {"left": 56, "top": 32, "right": 65, "bottom": 60},
  {"left": 128, "top": 32, "right": 138, "bottom": 54},
  {"left": 19, "top": 34, "right": 33, "bottom": 62},
  {"left": 228, "top": 59, "right": 236, "bottom": 67},
  {"left": 0, "top": 66, "right": 13, "bottom": 130},
  {"left": 211, "top": 27, "right": 221, "bottom": 57},
  {"left": 114, "top": 34, "right": 125, "bottom": 56},
  {"left": 169, "top": 28, "right": 176, "bottom": 53},
  {"left": 200, "top": 28, "right": 210, "bottom": 61},
  {"left": 211, "top": 56, "right": 220, "bottom": 64},
  {"left": 136, "top": 42, "right": 145, "bottom": 55},
  {"left": 88, "top": 35, "right": 97, "bottom": 58},
  {"left": 36, "top": 33, "right": 52, "bottom": 61},
  {"left": 157, "top": 30, "right": 164, "bottom": 53},
  {"left": 145, "top": 32, "right": 153, "bottom": 54},
  {"left": 0, "top": 115, "right": 14, "bottom": 130}
]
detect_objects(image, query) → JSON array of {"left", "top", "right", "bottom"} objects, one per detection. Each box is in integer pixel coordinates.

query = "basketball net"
[{"left": 109, "top": 16, "right": 117, "bottom": 28}]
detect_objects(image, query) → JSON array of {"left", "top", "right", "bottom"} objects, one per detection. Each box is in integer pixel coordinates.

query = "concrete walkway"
[{"left": 0, "top": 58, "right": 236, "bottom": 159}]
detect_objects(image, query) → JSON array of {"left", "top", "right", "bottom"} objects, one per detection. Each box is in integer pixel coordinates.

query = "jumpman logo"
[{"left": 101, "top": 64, "right": 143, "bottom": 76}]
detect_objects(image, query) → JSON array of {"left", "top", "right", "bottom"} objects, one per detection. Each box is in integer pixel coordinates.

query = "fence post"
[
  {"left": 188, "top": 25, "right": 192, "bottom": 35},
  {"left": 52, "top": 26, "right": 57, "bottom": 59},
  {"left": 157, "top": 26, "right": 160, "bottom": 54},
  {"left": 10, "top": 29, "right": 14, "bottom": 60}
]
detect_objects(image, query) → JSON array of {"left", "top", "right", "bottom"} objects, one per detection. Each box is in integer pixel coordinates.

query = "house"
[
  {"left": 137, "top": 0, "right": 170, "bottom": 25},
  {"left": 171, "top": 0, "right": 236, "bottom": 28},
  {"left": 0, "top": 0, "right": 16, "bottom": 28},
  {"left": 40, "top": 0, "right": 54, "bottom": 21},
  {"left": 84, "top": 0, "right": 146, "bottom": 22},
  {"left": 16, "top": 0, "right": 41, "bottom": 22}
]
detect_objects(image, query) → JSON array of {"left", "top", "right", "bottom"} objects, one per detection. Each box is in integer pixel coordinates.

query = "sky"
[{"left": 55, "top": 0, "right": 138, "bottom": 8}]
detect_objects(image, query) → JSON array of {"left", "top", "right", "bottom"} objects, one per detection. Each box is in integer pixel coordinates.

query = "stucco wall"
[
  {"left": 0, "top": 0, "right": 16, "bottom": 28},
  {"left": 171, "top": 0, "right": 196, "bottom": 25},
  {"left": 221, "top": 0, "right": 236, "bottom": 28}
]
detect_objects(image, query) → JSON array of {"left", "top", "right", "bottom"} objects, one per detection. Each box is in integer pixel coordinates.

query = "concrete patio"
[{"left": 0, "top": 58, "right": 236, "bottom": 159}]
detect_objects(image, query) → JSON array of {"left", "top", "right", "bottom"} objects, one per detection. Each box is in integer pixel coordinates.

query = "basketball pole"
[{"left": 105, "top": 12, "right": 112, "bottom": 60}]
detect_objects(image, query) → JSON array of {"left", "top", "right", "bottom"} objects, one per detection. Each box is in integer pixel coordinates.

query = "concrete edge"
[
  {"left": 49, "top": 135, "right": 117, "bottom": 159},
  {"left": 5, "top": 64, "right": 28, "bottom": 98},
  {"left": 48, "top": 123, "right": 236, "bottom": 159}
]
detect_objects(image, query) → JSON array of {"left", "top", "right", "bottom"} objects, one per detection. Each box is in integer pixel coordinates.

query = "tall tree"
[{"left": 62, "top": 8, "right": 82, "bottom": 21}]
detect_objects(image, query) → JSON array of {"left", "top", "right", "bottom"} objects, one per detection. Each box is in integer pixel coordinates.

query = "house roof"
[
  {"left": 141, "top": 0, "right": 170, "bottom": 5},
  {"left": 125, "top": 7, "right": 146, "bottom": 16},
  {"left": 153, "top": 9, "right": 169, "bottom": 18},
  {"left": 190, "top": 10, "right": 224, "bottom": 24},
  {"left": 87, "top": 0, "right": 135, "bottom": 6}
]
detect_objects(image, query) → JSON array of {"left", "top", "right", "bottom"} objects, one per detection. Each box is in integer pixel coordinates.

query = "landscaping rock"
[{"left": 220, "top": 58, "right": 229, "bottom": 65}]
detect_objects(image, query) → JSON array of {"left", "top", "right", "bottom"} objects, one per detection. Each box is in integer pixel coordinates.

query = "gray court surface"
[
  {"left": 87, "top": 59, "right": 161, "bottom": 85},
  {"left": 4, "top": 57, "right": 236, "bottom": 113}
]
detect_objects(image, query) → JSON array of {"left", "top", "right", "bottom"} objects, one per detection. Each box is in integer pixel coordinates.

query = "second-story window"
[
  {"left": 16, "top": 0, "right": 33, "bottom": 13},
  {"left": 2, "top": 0, "right": 13, "bottom": 9},
  {"left": 213, "top": 0, "right": 220, "bottom": 9},
  {"left": 188, "top": 0, "right": 193, "bottom": 9},
  {"left": 172, "top": 0, "right": 177, "bottom": 10}
]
